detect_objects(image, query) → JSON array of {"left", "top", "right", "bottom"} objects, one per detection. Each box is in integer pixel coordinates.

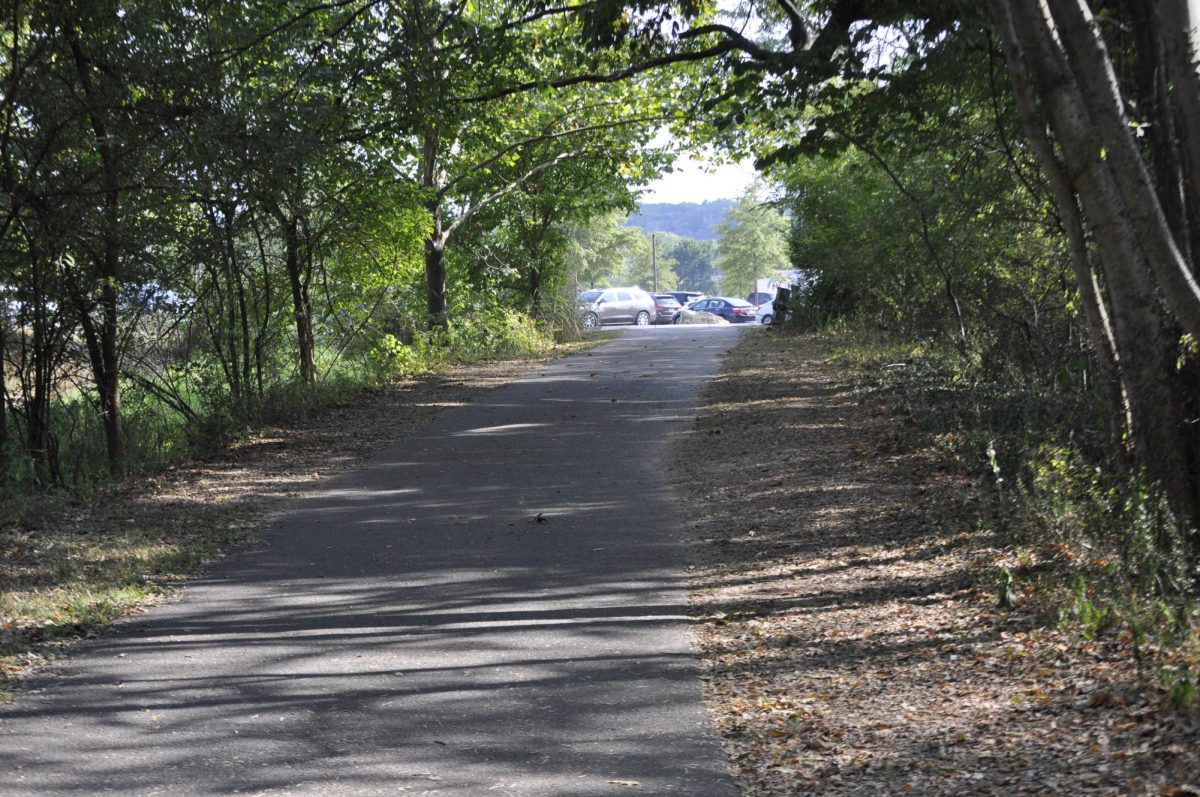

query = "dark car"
[
  {"left": 680, "top": 296, "right": 757, "bottom": 323},
  {"left": 650, "top": 293, "right": 682, "bottom": 324},
  {"left": 664, "top": 290, "right": 704, "bottom": 307}
]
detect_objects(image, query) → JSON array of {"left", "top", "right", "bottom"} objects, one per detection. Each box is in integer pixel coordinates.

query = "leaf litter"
[{"left": 673, "top": 329, "right": 1198, "bottom": 797}]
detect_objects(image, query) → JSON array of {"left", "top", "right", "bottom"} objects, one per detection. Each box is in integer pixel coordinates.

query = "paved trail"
[{"left": 1, "top": 327, "right": 743, "bottom": 796}]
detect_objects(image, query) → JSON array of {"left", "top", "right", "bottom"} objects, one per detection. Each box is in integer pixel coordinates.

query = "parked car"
[
  {"left": 675, "top": 296, "right": 757, "bottom": 324},
  {"left": 650, "top": 293, "right": 682, "bottom": 324},
  {"left": 746, "top": 291, "right": 775, "bottom": 307},
  {"left": 755, "top": 301, "right": 776, "bottom": 325},
  {"left": 664, "top": 290, "right": 704, "bottom": 307},
  {"left": 577, "top": 287, "right": 657, "bottom": 328}
]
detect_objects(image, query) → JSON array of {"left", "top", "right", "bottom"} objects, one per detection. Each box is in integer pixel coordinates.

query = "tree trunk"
[
  {"left": 1130, "top": 2, "right": 1187, "bottom": 260},
  {"left": 0, "top": 304, "right": 8, "bottom": 485},
  {"left": 1157, "top": 0, "right": 1200, "bottom": 266},
  {"left": 28, "top": 272, "right": 61, "bottom": 488},
  {"left": 284, "top": 218, "right": 316, "bottom": 383},
  {"left": 66, "top": 25, "right": 125, "bottom": 477},
  {"left": 425, "top": 196, "right": 448, "bottom": 323},
  {"left": 1043, "top": 0, "right": 1200, "bottom": 340},
  {"left": 988, "top": 2, "right": 1125, "bottom": 427},
  {"left": 97, "top": 257, "right": 124, "bottom": 477},
  {"left": 995, "top": 0, "right": 1200, "bottom": 523},
  {"left": 529, "top": 266, "right": 544, "bottom": 315}
]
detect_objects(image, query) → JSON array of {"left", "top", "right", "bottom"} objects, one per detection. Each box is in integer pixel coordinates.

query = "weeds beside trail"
[{"left": 678, "top": 328, "right": 1198, "bottom": 797}]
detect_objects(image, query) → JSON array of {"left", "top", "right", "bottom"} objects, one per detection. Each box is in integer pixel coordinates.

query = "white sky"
[{"left": 639, "top": 149, "right": 758, "bottom": 204}]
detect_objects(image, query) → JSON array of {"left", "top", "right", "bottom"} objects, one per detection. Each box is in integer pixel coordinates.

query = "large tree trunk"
[
  {"left": 991, "top": 11, "right": 1126, "bottom": 429},
  {"left": 1042, "top": 0, "right": 1200, "bottom": 340},
  {"left": 991, "top": 0, "right": 1200, "bottom": 526},
  {"left": 1157, "top": 0, "right": 1200, "bottom": 265}
]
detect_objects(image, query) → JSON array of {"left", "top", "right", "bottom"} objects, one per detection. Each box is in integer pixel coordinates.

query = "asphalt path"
[{"left": 1, "top": 326, "right": 744, "bottom": 797}]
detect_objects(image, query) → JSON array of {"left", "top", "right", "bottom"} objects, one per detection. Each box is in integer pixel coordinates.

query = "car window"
[
  {"left": 599, "top": 290, "right": 617, "bottom": 303},
  {"left": 616, "top": 291, "right": 632, "bottom": 302},
  {"left": 579, "top": 289, "right": 602, "bottom": 303}
]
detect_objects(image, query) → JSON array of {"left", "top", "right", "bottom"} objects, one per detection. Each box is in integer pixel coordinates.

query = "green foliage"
[
  {"left": 663, "top": 237, "right": 718, "bottom": 293},
  {"left": 0, "top": 3, "right": 676, "bottom": 496},
  {"left": 715, "top": 186, "right": 791, "bottom": 297}
]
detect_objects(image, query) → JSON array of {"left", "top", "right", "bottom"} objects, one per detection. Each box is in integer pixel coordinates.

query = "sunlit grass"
[{"left": 0, "top": 520, "right": 246, "bottom": 698}]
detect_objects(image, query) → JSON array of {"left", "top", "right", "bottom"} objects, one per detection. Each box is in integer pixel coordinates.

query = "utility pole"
[{"left": 651, "top": 232, "right": 658, "bottom": 292}]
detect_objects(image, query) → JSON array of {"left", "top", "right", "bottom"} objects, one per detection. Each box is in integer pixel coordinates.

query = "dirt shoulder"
[{"left": 675, "top": 328, "right": 1198, "bottom": 796}]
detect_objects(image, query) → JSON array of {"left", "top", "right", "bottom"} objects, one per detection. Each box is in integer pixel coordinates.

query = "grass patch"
[{"left": 0, "top": 509, "right": 253, "bottom": 697}]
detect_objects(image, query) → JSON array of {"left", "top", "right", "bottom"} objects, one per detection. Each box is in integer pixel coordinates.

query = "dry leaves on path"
[{"left": 676, "top": 329, "right": 1199, "bottom": 797}]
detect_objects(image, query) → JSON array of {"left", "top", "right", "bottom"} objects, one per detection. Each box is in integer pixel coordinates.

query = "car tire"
[
  {"left": 635, "top": 311, "right": 651, "bottom": 326},
  {"left": 760, "top": 314, "right": 773, "bottom": 325},
  {"left": 672, "top": 314, "right": 682, "bottom": 324},
  {"left": 583, "top": 312, "right": 600, "bottom": 329}
]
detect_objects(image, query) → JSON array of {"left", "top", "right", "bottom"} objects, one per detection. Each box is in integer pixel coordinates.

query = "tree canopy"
[{"left": 4, "top": 0, "right": 1200, "bottom": 561}]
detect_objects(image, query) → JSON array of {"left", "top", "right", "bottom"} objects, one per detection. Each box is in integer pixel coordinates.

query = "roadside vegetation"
[{"left": 754, "top": 8, "right": 1200, "bottom": 714}]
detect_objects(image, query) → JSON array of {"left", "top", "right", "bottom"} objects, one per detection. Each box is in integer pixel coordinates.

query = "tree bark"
[
  {"left": 423, "top": 186, "right": 449, "bottom": 324},
  {"left": 284, "top": 217, "right": 316, "bottom": 383},
  {"left": 1157, "top": 0, "right": 1200, "bottom": 267},
  {"left": 1043, "top": 0, "right": 1200, "bottom": 341},
  {"left": 1130, "top": 2, "right": 1188, "bottom": 262},
  {"left": 421, "top": 127, "right": 449, "bottom": 324},
  {"left": 996, "top": 0, "right": 1200, "bottom": 522},
  {"left": 0, "top": 313, "right": 7, "bottom": 486},
  {"left": 987, "top": 1, "right": 1125, "bottom": 427}
]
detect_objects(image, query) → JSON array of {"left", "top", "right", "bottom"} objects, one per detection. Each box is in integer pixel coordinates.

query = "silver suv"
[{"left": 578, "top": 287, "right": 657, "bottom": 328}]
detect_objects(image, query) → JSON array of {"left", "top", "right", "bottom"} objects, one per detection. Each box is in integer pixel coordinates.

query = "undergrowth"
[{"left": 823, "top": 321, "right": 1200, "bottom": 709}]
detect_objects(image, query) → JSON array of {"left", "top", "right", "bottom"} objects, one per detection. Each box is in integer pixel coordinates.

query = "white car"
[{"left": 755, "top": 301, "right": 776, "bottom": 325}]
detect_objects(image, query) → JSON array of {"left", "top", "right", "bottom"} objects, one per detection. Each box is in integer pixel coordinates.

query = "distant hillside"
[{"left": 625, "top": 199, "right": 735, "bottom": 240}]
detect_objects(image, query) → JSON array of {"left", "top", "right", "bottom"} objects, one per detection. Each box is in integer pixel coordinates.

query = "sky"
[{"left": 639, "top": 149, "right": 759, "bottom": 205}]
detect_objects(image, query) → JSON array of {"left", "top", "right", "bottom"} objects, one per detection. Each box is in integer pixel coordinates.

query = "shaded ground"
[
  {"left": 3, "top": 326, "right": 1196, "bottom": 795},
  {"left": 674, "top": 329, "right": 1198, "bottom": 796}
]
